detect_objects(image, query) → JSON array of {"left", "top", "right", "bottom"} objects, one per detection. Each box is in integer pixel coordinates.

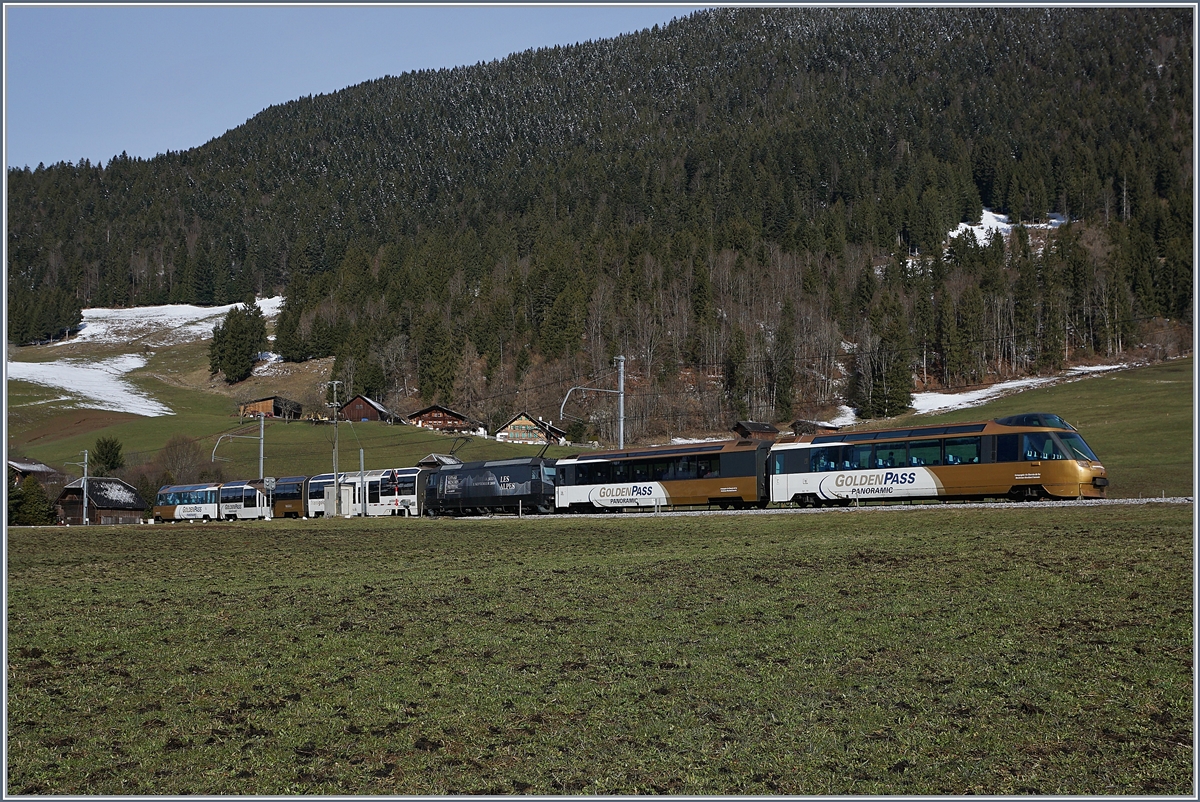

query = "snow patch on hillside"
[
  {"left": 57, "top": 296, "right": 284, "bottom": 348},
  {"left": 948, "top": 209, "right": 1067, "bottom": 246},
  {"left": 7, "top": 354, "right": 174, "bottom": 417}
]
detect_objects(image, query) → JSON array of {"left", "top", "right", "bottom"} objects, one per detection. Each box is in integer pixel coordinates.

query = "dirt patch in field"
[{"left": 13, "top": 410, "right": 144, "bottom": 448}]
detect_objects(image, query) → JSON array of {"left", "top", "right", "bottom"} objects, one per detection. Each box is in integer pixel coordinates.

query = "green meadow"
[
  {"left": 9, "top": 356, "right": 1192, "bottom": 498},
  {"left": 6, "top": 503, "right": 1192, "bottom": 794}
]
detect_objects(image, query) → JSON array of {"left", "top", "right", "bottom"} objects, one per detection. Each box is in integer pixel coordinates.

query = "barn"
[
  {"left": 56, "top": 477, "right": 148, "bottom": 525},
  {"left": 732, "top": 421, "right": 780, "bottom": 441},
  {"left": 238, "top": 396, "right": 302, "bottom": 419},
  {"left": 339, "top": 395, "right": 401, "bottom": 423},
  {"left": 495, "top": 413, "right": 568, "bottom": 446},
  {"left": 406, "top": 404, "right": 485, "bottom": 434}
]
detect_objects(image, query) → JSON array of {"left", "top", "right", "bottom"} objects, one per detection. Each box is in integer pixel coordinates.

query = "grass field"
[
  {"left": 7, "top": 503, "right": 1192, "bottom": 795},
  {"left": 9, "top": 355, "right": 1191, "bottom": 497}
]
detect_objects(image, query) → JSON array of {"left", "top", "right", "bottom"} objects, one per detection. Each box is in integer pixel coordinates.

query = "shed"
[
  {"left": 239, "top": 396, "right": 302, "bottom": 419},
  {"left": 406, "top": 404, "right": 485, "bottom": 434},
  {"left": 495, "top": 412, "right": 568, "bottom": 446},
  {"left": 732, "top": 421, "right": 781, "bottom": 441},
  {"left": 339, "top": 395, "right": 400, "bottom": 423},
  {"left": 56, "top": 477, "right": 148, "bottom": 525}
]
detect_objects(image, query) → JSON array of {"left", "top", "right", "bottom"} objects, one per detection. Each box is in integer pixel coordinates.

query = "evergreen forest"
[{"left": 6, "top": 8, "right": 1192, "bottom": 440}]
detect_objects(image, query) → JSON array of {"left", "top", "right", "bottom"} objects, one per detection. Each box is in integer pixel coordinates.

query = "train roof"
[
  {"left": 561, "top": 439, "right": 766, "bottom": 464},
  {"left": 788, "top": 412, "right": 1079, "bottom": 447},
  {"left": 156, "top": 482, "right": 221, "bottom": 492},
  {"left": 438, "top": 456, "right": 555, "bottom": 471}
]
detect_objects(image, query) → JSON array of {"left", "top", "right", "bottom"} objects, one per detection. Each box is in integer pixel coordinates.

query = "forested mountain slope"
[{"left": 7, "top": 7, "right": 1192, "bottom": 439}]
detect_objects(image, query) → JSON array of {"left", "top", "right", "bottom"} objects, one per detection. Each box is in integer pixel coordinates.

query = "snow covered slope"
[{"left": 7, "top": 297, "right": 283, "bottom": 418}]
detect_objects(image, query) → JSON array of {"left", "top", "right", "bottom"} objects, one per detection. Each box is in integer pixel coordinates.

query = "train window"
[
  {"left": 873, "top": 443, "right": 904, "bottom": 469},
  {"left": 1023, "top": 432, "right": 1067, "bottom": 460},
  {"left": 1056, "top": 432, "right": 1098, "bottom": 461},
  {"left": 398, "top": 479, "right": 416, "bottom": 496},
  {"left": 542, "top": 466, "right": 556, "bottom": 483},
  {"left": 674, "top": 456, "right": 698, "bottom": 480},
  {"left": 613, "top": 462, "right": 630, "bottom": 482},
  {"left": 907, "top": 440, "right": 941, "bottom": 466},
  {"left": 632, "top": 461, "right": 650, "bottom": 482},
  {"left": 721, "top": 451, "right": 756, "bottom": 477},
  {"left": 244, "top": 489, "right": 256, "bottom": 508},
  {"left": 848, "top": 443, "right": 874, "bottom": 470},
  {"left": 652, "top": 461, "right": 671, "bottom": 480},
  {"left": 944, "top": 437, "right": 981, "bottom": 465},
  {"left": 368, "top": 482, "right": 381, "bottom": 504},
  {"left": 221, "top": 487, "right": 242, "bottom": 503},
  {"left": 809, "top": 446, "right": 842, "bottom": 472},
  {"left": 697, "top": 458, "right": 718, "bottom": 479},
  {"left": 996, "top": 434, "right": 1019, "bottom": 462},
  {"left": 309, "top": 484, "right": 328, "bottom": 500}
]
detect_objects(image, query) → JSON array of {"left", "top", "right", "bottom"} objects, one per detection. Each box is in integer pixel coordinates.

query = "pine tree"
[
  {"left": 10, "top": 475, "right": 55, "bottom": 526},
  {"left": 93, "top": 436, "right": 125, "bottom": 475},
  {"left": 209, "top": 299, "right": 267, "bottom": 383}
]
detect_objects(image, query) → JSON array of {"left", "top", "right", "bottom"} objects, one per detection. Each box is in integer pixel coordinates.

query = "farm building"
[
  {"left": 495, "top": 413, "right": 568, "bottom": 446},
  {"left": 56, "top": 477, "right": 148, "bottom": 525},
  {"left": 339, "top": 395, "right": 401, "bottom": 423},
  {"left": 732, "top": 421, "right": 780, "bottom": 441},
  {"left": 406, "top": 404, "right": 485, "bottom": 434},
  {"left": 238, "top": 396, "right": 302, "bottom": 419},
  {"left": 8, "top": 458, "right": 64, "bottom": 487}
]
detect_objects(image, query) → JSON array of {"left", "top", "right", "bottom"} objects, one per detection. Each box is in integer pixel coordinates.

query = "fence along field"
[{"left": 6, "top": 502, "right": 1193, "bottom": 794}]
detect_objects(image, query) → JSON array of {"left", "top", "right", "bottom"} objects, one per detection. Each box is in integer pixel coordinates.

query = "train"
[{"left": 152, "top": 412, "right": 1107, "bottom": 522}]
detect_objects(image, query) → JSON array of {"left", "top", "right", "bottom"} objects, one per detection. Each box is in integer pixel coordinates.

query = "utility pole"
[
  {"left": 258, "top": 413, "right": 264, "bottom": 480},
  {"left": 616, "top": 355, "right": 625, "bottom": 450},
  {"left": 558, "top": 355, "right": 626, "bottom": 450},
  {"left": 66, "top": 450, "right": 89, "bottom": 525},
  {"left": 326, "top": 380, "right": 343, "bottom": 516}
]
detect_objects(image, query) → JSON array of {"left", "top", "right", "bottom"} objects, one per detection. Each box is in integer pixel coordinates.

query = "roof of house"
[
  {"left": 406, "top": 404, "right": 484, "bottom": 427},
  {"left": 733, "top": 420, "right": 781, "bottom": 435},
  {"left": 498, "top": 412, "right": 568, "bottom": 439},
  {"left": 59, "top": 477, "right": 148, "bottom": 510},
  {"left": 8, "top": 459, "right": 60, "bottom": 475}
]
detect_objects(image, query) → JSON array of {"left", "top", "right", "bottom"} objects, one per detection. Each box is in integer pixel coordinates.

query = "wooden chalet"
[
  {"left": 8, "top": 458, "right": 63, "bottom": 487},
  {"left": 239, "top": 396, "right": 302, "bottom": 419},
  {"left": 56, "top": 477, "right": 148, "bottom": 525},
  {"left": 339, "top": 395, "right": 400, "bottom": 423},
  {"left": 406, "top": 404, "right": 485, "bottom": 434},
  {"left": 732, "top": 421, "right": 781, "bottom": 441},
  {"left": 495, "top": 413, "right": 568, "bottom": 446}
]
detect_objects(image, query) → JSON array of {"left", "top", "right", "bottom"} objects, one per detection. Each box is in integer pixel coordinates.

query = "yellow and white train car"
[{"left": 769, "top": 413, "right": 1107, "bottom": 506}]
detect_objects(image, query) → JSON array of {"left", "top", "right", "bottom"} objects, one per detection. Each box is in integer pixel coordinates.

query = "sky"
[{"left": 4, "top": 4, "right": 705, "bottom": 171}]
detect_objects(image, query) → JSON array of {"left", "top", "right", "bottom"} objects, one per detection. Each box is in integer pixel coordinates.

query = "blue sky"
[{"left": 4, "top": 4, "right": 704, "bottom": 170}]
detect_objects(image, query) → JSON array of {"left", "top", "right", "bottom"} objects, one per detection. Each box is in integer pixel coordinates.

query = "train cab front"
[{"left": 1054, "top": 429, "right": 1107, "bottom": 499}]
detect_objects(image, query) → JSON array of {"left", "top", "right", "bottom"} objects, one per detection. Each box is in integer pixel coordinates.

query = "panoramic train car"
[
  {"left": 425, "top": 457, "right": 557, "bottom": 516},
  {"left": 769, "top": 412, "right": 1107, "bottom": 506},
  {"left": 341, "top": 468, "right": 428, "bottom": 517},
  {"left": 305, "top": 472, "right": 352, "bottom": 517},
  {"left": 218, "top": 480, "right": 272, "bottom": 520},
  {"left": 153, "top": 482, "right": 222, "bottom": 522},
  {"left": 555, "top": 439, "right": 771, "bottom": 512},
  {"left": 271, "top": 475, "right": 309, "bottom": 518}
]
